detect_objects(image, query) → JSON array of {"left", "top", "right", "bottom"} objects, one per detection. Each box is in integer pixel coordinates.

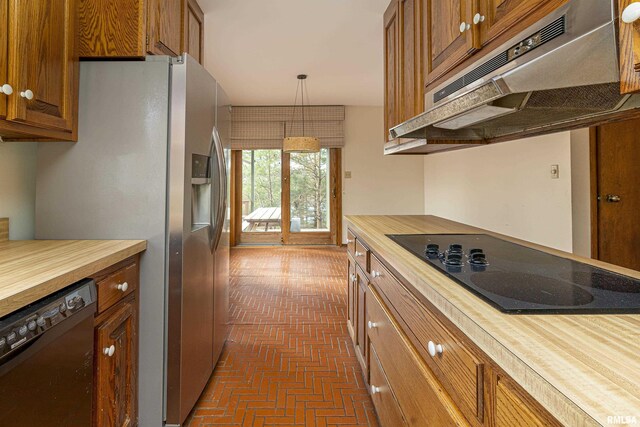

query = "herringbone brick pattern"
[{"left": 184, "top": 246, "right": 378, "bottom": 427}]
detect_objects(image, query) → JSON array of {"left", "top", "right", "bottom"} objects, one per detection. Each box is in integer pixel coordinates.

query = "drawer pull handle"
[
  {"left": 0, "top": 84, "right": 13, "bottom": 95},
  {"left": 355, "top": 251, "right": 363, "bottom": 257},
  {"left": 116, "top": 282, "right": 129, "bottom": 292},
  {"left": 371, "top": 385, "right": 380, "bottom": 394},
  {"left": 103, "top": 344, "right": 116, "bottom": 357},
  {"left": 428, "top": 340, "right": 444, "bottom": 357},
  {"left": 349, "top": 273, "right": 356, "bottom": 282},
  {"left": 368, "top": 321, "right": 377, "bottom": 330},
  {"left": 371, "top": 270, "right": 381, "bottom": 278}
]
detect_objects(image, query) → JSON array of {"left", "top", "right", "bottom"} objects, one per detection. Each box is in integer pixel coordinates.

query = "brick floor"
[{"left": 184, "top": 246, "right": 379, "bottom": 427}]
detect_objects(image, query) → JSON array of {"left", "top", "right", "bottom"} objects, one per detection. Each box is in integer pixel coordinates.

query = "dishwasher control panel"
[{"left": 0, "top": 279, "right": 96, "bottom": 359}]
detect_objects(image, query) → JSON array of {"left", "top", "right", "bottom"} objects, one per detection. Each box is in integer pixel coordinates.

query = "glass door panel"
[
  {"left": 239, "top": 149, "right": 282, "bottom": 244},
  {"left": 289, "top": 148, "right": 330, "bottom": 232}
]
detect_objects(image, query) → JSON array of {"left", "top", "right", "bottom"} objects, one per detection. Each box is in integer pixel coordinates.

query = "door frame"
[{"left": 230, "top": 148, "right": 342, "bottom": 246}]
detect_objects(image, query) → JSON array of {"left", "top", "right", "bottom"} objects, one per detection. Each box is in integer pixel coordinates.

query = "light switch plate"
[
  {"left": 550, "top": 164, "right": 559, "bottom": 179},
  {"left": 345, "top": 171, "right": 352, "bottom": 179}
]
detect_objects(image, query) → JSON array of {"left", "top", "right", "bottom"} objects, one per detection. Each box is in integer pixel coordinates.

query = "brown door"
[
  {"left": 147, "top": 0, "right": 182, "bottom": 56},
  {"left": 6, "top": 0, "right": 77, "bottom": 133},
  {"left": 96, "top": 302, "right": 138, "bottom": 427},
  {"left": 593, "top": 119, "right": 640, "bottom": 271},
  {"left": 425, "top": 0, "right": 480, "bottom": 85},
  {"left": 384, "top": 0, "right": 399, "bottom": 141}
]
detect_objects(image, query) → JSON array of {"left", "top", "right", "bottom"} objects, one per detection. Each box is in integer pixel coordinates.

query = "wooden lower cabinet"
[
  {"left": 345, "top": 228, "right": 561, "bottom": 427},
  {"left": 92, "top": 256, "right": 140, "bottom": 427},
  {"left": 347, "top": 254, "right": 357, "bottom": 340}
]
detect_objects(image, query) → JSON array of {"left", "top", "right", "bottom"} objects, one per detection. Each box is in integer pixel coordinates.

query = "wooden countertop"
[
  {"left": 0, "top": 240, "right": 146, "bottom": 318},
  {"left": 345, "top": 215, "right": 640, "bottom": 427}
]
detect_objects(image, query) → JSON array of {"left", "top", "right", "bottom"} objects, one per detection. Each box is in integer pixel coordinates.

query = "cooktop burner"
[{"left": 387, "top": 234, "right": 640, "bottom": 314}]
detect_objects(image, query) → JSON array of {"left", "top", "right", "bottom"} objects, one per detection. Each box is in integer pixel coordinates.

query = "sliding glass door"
[{"left": 233, "top": 149, "right": 341, "bottom": 245}]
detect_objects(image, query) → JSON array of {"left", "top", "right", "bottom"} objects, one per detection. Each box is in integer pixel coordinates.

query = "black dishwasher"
[{"left": 0, "top": 279, "right": 96, "bottom": 426}]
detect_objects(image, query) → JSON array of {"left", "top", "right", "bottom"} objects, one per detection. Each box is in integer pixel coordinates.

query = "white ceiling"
[{"left": 199, "top": 0, "right": 389, "bottom": 106}]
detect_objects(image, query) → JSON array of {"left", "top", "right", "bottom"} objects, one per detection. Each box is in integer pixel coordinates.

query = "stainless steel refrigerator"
[{"left": 34, "top": 55, "right": 230, "bottom": 427}]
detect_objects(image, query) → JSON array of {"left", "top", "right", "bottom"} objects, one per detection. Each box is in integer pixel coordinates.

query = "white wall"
[
  {"left": 570, "top": 129, "right": 591, "bottom": 257},
  {"left": 0, "top": 142, "right": 37, "bottom": 239},
  {"left": 424, "top": 133, "right": 575, "bottom": 252},
  {"left": 342, "top": 106, "right": 424, "bottom": 242}
]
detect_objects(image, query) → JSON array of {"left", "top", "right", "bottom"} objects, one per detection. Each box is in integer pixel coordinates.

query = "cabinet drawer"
[
  {"left": 369, "top": 344, "right": 407, "bottom": 427},
  {"left": 370, "top": 254, "right": 483, "bottom": 422},
  {"left": 354, "top": 239, "right": 370, "bottom": 272},
  {"left": 367, "top": 286, "right": 468, "bottom": 427},
  {"left": 96, "top": 261, "right": 138, "bottom": 314},
  {"left": 347, "top": 230, "right": 357, "bottom": 256}
]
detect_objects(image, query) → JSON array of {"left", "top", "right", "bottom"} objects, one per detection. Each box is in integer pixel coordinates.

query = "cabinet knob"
[
  {"left": 0, "top": 84, "right": 13, "bottom": 95},
  {"left": 370, "top": 385, "right": 380, "bottom": 395},
  {"left": 459, "top": 22, "right": 471, "bottom": 33},
  {"left": 355, "top": 251, "right": 363, "bottom": 257},
  {"left": 371, "top": 270, "right": 381, "bottom": 278},
  {"left": 20, "top": 89, "right": 34, "bottom": 100},
  {"left": 622, "top": 2, "right": 640, "bottom": 23},
  {"left": 117, "top": 281, "right": 129, "bottom": 292},
  {"left": 368, "top": 320, "right": 377, "bottom": 330},
  {"left": 103, "top": 344, "right": 116, "bottom": 357},
  {"left": 347, "top": 238, "right": 354, "bottom": 244},
  {"left": 428, "top": 340, "right": 444, "bottom": 357},
  {"left": 473, "top": 13, "right": 485, "bottom": 24}
]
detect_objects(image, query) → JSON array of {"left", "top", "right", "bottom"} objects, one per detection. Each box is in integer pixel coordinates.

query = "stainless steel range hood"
[{"left": 385, "top": 0, "right": 637, "bottom": 155}]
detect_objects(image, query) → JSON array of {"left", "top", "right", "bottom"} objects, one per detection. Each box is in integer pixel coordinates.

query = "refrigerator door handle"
[{"left": 210, "top": 126, "right": 227, "bottom": 252}]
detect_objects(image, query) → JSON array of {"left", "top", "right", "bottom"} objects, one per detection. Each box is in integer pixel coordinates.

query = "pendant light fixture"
[{"left": 283, "top": 74, "right": 320, "bottom": 153}]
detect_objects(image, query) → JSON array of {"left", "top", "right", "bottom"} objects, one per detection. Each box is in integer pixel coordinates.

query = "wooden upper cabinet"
[
  {"left": 479, "top": 0, "right": 559, "bottom": 46},
  {"left": 399, "top": 0, "right": 424, "bottom": 123},
  {"left": 425, "top": 0, "right": 480, "bottom": 84},
  {"left": 384, "top": 0, "right": 399, "bottom": 141},
  {"left": 4, "top": 0, "right": 78, "bottom": 135},
  {"left": 184, "top": 0, "right": 205, "bottom": 63},
  {"left": 79, "top": 0, "right": 204, "bottom": 59},
  {"left": 0, "top": 0, "right": 8, "bottom": 120},
  {"left": 619, "top": 0, "right": 640, "bottom": 94},
  {"left": 147, "top": 0, "right": 182, "bottom": 56}
]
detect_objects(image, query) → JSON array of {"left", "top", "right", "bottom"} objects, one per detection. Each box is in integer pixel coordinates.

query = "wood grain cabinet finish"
[
  {"left": 347, "top": 230, "right": 562, "bottom": 426},
  {"left": 367, "top": 287, "right": 469, "bottom": 426},
  {"left": 619, "top": 0, "right": 640, "bottom": 94},
  {"left": 384, "top": 0, "right": 425, "bottom": 139},
  {"left": 184, "top": 0, "right": 204, "bottom": 63},
  {"left": 369, "top": 345, "right": 407, "bottom": 427},
  {"left": 347, "top": 253, "right": 357, "bottom": 341},
  {"left": 92, "top": 257, "right": 140, "bottom": 427},
  {"left": 384, "top": 0, "right": 399, "bottom": 141},
  {"left": 0, "top": 0, "right": 79, "bottom": 141},
  {"left": 424, "top": 0, "right": 479, "bottom": 85},
  {"left": 355, "top": 265, "right": 369, "bottom": 379},
  {"left": 79, "top": 0, "right": 203, "bottom": 59},
  {"left": 370, "top": 254, "right": 483, "bottom": 423},
  {"left": 478, "top": 0, "right": 554, "bottom": 46}
]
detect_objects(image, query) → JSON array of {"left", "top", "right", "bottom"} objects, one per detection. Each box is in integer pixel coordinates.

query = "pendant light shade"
[{"left": 284, "top": 74, "right": 320, "bottom": 153}]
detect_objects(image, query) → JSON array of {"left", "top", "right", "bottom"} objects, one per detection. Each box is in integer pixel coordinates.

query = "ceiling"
[{"left": 199, "top": 0, "right": 389, "bottom": 106}]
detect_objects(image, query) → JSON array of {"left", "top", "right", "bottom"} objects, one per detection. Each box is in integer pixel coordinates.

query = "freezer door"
[{"left": 166, "top": 54, "right": 217, "bottom": 426}]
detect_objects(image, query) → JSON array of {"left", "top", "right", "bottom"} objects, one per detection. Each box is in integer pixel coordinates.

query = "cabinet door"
[
  {"left": 399, "top": 0, "right": 424, "bottom": 123},
  {"left": 96, "top": 301, "right": 138, "bottom": 427},
  {"left": 495, "top": 375, "right": 560, "bottom": 427},
  {"left": 347, "top": 255, "right": 357, "bottom": 341},
  {"left": 355, "top": 267, "right": 368, "bottom": 378},
  {"left": 0, "top": 0, "right": 7, "bottom": 119},
  {"left": 6, "top": 0, "right": 78, "bottom": 133},
  {"left": 384, "top": 0, "right": 399, "bottom": 141},
  {"left": 479, "top": 0, "right": 553, "bottom": 46},
  {"left": 619, "top": 0, "right": 640, "bottom": 94},
  {"left": 185, "top": 0, "right": 204, "bottom": 63},
  {"left": 147, "top": 0, "right": 182, "bottom": 56},
  {"left": 425, "top": 0, "right": 479, "bottom": 84}
]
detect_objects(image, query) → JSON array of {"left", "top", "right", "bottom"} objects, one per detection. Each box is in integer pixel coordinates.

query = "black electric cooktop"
[{"left": 387, "top": 234, "right": 640, "bottom": 314}]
